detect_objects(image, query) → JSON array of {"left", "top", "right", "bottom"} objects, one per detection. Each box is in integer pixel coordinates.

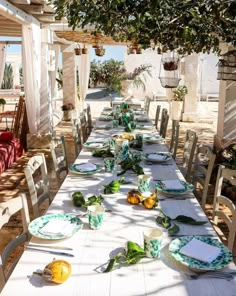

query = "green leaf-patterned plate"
[
  {"left": 156, "top": 180, "right": 194, "bottom": 196},
  {"left": 28, "top": 214, "right": 83, "bottom": 240},
  {"left": 83, "top": 141, "right": 108, "bottom": 150},
  {"left": 169, "top": 236, "right": 232, "bottom": 271},
  {"left": 143, "top": 152, "right": 172, "bottom": 163},
  {"left": 143, "top": 135, "right": 164, "bottom": 144},
  {"left": 69, "top": 163, "right": 100, "bottom": 175}
]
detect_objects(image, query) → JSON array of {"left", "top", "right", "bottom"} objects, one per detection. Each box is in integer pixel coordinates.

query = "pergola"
[{"left": 0, "top": 0, "right": 235, "bottom": 149}]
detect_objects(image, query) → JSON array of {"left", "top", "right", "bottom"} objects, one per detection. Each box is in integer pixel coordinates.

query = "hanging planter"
[
  {"left": 74, "top": 44, "right": 82, "bottom": 55},
  {"left": 159, "top": 51, "right": 181, "bottom": 88},
  {"left": 95, "top": 46, "right": 105, "bottom": 56},
  {"left": 82, "top": 46, "right": 88, "bottom": 54},
  {"left": 217, "top": 50, "right": 236, "bottom": 81},
  {"left": 136, "top": 47, "right": 142, "bottom": 54}
]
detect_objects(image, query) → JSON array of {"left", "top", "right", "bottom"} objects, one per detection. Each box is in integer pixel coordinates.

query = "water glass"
[
  {"left": 104, "top": 157, "right": 115, "bottom": 172},
  {"left": 143, "top": 228, "right": 163, "bottom": 258},
  {"left": 88, "top": 205, "right": 105, "bottom": 230},
  {"left": 138, "top": 175, "right": 151, "bottom": 193},
  {"left": 114, "top": 138, "right": 129, "bottom": 164}
]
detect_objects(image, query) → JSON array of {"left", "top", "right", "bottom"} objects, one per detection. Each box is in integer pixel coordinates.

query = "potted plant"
[
  {"left": 0, "top": 98, "right": 6, "bottom": 113},
  {"left": 74, "top": 45, "right": 82, "bottom": 55},
  {"left": 171, "top": 85, "right": 188, "bottom": 120},
  {"left": 95, "top": 46, "right": 105, "bottom": 57},
  {"left": 61, "top": 103, "right": 75, "bottom": 121}
]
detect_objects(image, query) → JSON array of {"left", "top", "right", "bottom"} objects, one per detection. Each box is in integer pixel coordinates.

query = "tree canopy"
[{"left": 52, "top": 0, "right": 236, "bottom": 55}]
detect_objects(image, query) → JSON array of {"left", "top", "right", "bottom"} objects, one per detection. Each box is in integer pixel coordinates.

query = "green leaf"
[
  {"left": 168, "top": 224, "right": 180, "bottom": 235},
  {"left": 103, "top": 258, "right": 116, "bottom": 273},
  {"left": 173, "top": 215, "right": 208, "bottom": 225},
  {"left": 162, "top": 216, "right": 171, "bottom": 229}
]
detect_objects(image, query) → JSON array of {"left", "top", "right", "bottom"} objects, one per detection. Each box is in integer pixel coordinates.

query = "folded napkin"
[
  {"left": 160, "top": 180, "right": 185, "bottom": 191},
  {"left": 39, "top": 219, "right": 76, "bottom": 236},
  {"left": 75, "top": 163, "right": 97, "bottom": 172},
  {"left": 179, "top": 238, "right": 222, "bottom": 263},
  {"left": 148, "top": 153, "right": 166, "bottom": 161}
]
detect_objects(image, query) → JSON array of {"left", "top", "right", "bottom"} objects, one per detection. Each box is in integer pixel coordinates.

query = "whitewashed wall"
[{"left": 124, "top": 49, "right": 220, "bottom": 100}]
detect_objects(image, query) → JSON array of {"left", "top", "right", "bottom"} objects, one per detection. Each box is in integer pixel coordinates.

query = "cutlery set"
[{"left": 25, "top": 244, "right": 74, "bottom": 257}]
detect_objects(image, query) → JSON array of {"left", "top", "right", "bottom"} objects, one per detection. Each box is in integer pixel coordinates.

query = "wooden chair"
[
  {"left": 144, "top": 96, "right": 151, "bottom": 115},
  {"left": 191, "top": 145, "right": 216, "bottom": 210},
  {"left": 24, "top": 153, "right": 51, "bottom": 218},
  {"left": 0, "top": 194, "right": 30, "bottom": 292},
  {"left": 154, "top": 105, "right": 161, "bottom": 130},
  {"left": 212, "top": 165, "right": 236, "bottom": 251},
  {"left": 50, "top": 136, "right": 68, "bottom": 185},
  {"left": 79, "top": 111, "right": 88, "bottom": 143},
  {"left": 169, "top": 120, "right": 180, "bottom": 159},
  {"left": 85, "top": 104, "right": 93, "bottom": 136},
  {"left": 180, "top": 129, "right": 198, "bottom": 181},
  {"left": 71, "top": 119, "right": 82, "bottom": 157},
  {"left": 159, "top": 109, "right": 169, "bottom": 138}
]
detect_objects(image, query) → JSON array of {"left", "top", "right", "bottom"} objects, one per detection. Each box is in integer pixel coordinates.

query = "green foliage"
[
  {"left": 51, "top": 0, "right": 236, "bottom": 55},
  {"left": 56, "top": 68, "right": 63, "bottom": 89},
  {"left": 172, "top": 85, "right": 188, "bottom": 101},
  {"left": 0, "top": 98, "right": 6, "bottom": 105},
  {"left": 1, "top": 63, "right": 13, "bottom": 89}
]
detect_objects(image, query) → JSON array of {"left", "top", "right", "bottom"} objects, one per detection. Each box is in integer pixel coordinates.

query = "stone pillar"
[
  {"left": 62, "top": 46, "right": 78, "bottom": 108},
  {"left": 182, "top": 54, "right": 199, "bottom": 122}
]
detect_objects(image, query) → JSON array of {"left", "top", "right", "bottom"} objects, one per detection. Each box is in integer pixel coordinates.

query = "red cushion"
[{"left": 0, "top": 132, "right": 14, "bottom": 142}]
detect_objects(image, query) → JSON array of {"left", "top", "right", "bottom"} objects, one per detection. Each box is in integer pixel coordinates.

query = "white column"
[
  {"left": 182, "top": 54, "right": 199, "bottom": 122},
  {"left": 62, "top": 46, "right": 78, "bottom": 109},
  {"left": 39, "top": 28, "right": 53, "bottom": 135}
]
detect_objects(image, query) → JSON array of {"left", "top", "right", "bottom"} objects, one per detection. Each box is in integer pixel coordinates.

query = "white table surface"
[{"left": 1, "top": 114, "right": 236, "bottom": 296}]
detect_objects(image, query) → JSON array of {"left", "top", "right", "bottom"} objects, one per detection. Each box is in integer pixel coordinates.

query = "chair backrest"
[
  {"left": 159, "top": 109, "right": 169, "bottom": 138},
  {"left": 191, "top": 145, "right": 216, "bottom": 209},
  {"left": 169, "top": 120, "right": 180, "bottom": 159},
  {"left": 85, "top": 104, "right": 93, "bottom": 135},
  {"left": 50, "top": 135, "right": 68, "bottom": 183},
  {"left": 71, "top": 118, "right": 82, "bottom": 157},
  {"left": 182, "top": 129, "right": 198, "bottom": 181},
  {"left": 79, "top": 111, "right": 88, "bottom": 144},
  {"left": 144, "top": 96, "right": 151, "bottom": 115},
  {"left": 0, "top": 194, "right": 30, "bottom": 291},
  {"left": 154, "top": 105, "right": 161, "bottom": 130},
  {"left": 24, "top": 153, "right": 51, "bottom": 218},
  {"left": 213, "top": 165, "right": 236, "bottom": 251}
]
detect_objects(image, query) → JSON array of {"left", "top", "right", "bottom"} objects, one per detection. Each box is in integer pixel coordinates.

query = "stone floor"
[{"left": 1, "top": 96, "right": 236, "bottom": 269}]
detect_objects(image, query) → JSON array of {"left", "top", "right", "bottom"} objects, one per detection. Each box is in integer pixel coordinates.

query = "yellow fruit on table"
[
  {"left": 127, "top": 189, "right": 143, "bottom": 205},
  {"left": 35, "top": 259, "right": 72, "bottom": 284},
  {"left": 143, "top": 197, "right": 157, "bottom": 209}
]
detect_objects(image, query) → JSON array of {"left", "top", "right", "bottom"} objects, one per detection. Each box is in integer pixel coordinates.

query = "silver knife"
[
  {"left": 25, "top": 246, "right": 74, "bottom": 257},
  {"left": 28, "top": 244, "right": 73, "bottom": 251}
]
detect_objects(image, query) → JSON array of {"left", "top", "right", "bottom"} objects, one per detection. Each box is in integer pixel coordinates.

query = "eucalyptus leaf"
[
  {"left": 168, "top": 224, "right": 180, "bottom": 235},
  {"left": 173, "top": 215, "right": 208, "bottom": 225}
]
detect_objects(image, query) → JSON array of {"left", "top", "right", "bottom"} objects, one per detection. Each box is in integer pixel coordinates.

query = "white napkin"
[
  {"left": 179, "top": 238, "right": 222, "bottom": 263},
  {"left": 39, "top": 219, "right": 76, "bottom": 236},
  {"left": 160, "top": 180, "right": 185, "bottom": 190},
  {"left": 75, "top": 163, "right": 97, "bottom": 172},
  {"left": 148, "top": 153, "right": 166, "bottom": 161}
]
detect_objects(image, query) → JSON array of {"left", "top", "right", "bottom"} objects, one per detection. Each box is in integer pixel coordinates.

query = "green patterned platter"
[
  {"left": 169, "top": 236, "right": 232, "bottom": 271},
  {"left": 69, "top": 163, "right": 100, "bottom": 175},
  {"left": 83, "top": 141, "right": 108, "bottom": 150},
  {"left": 28, "top": 214, "right": 83, "bottom": 240},
  {"left": 156, "top": 180, "right": 194, "bottom": 196},
  {"left": 143, "top": 152, "right": 172, "bottom": 163}
]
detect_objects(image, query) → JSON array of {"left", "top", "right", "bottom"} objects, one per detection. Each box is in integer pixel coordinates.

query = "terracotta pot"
[
  {"left": 82, "top": 48, "right": 88, "bottom": 54},
  {"left": 136, "top": 48, "right": 142, "bottom": 54},
  {"left": 63, "top": 110, "right": 72, "bottom": 121},
  {"left": 163, "top": 61, "right": 178, "bottom": 71}
]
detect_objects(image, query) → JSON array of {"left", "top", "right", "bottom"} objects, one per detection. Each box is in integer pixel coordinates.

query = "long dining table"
[{"left": 1, "top": 108, "right": 236, "bottom": 296}]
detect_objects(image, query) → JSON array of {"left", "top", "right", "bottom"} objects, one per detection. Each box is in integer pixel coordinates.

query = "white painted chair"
[
  {"left": 85, "top": 104, "right": 93, "bottom": 136},
  {"left": 50, "top": 135, "right": 68, "bottom": 185},
  {"left": 71, "top": 118, "right": 82, "bottom": 157},
  {"left": 212, "top": 165, "right": 236, "bottom": 251},
  {"left": 144, "top": 96, "right": 151, "bottom": 115},
  {"left": 180, "top": 129, "right": 198, "bottom": 181},
  {"left": 0, "top": 194, "right": 30, "bottom": 292},
  {"left": 24, "top": 153, "right": 51, "bottom": 218},
  {"left": 79, "top": 111, "right": 88, "bottom": 143},
  {"left": 191, "top": 145, "right": 216, "bottom": 210},
  {"left": 169, "top": 120, "right": 180, "bottom": 159}
]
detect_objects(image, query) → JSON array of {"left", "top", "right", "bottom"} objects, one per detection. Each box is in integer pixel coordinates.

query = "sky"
[{"left": 0, "top": 37, "right": 126, "bottom": 63}]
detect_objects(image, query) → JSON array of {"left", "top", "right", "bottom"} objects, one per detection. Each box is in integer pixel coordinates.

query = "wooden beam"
[
  {"left": 35, "top": 13, "right": 55, "bottom": 22},
  {"left": 9, "top": 0, "right": 30, "bottom": 4},
  {"left": 0, "top": 0, "right": 39, "bottom": 25},
  {"left": 0, "top": 40, "right": 21, "bottom": 44},
  {"left": 15, "top": 4, "right": 43, "bottom": 14}
]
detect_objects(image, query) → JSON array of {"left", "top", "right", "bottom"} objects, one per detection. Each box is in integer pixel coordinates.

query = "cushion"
[{"left": 0, "top": 132, "right": 14, "bottom": 142}]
